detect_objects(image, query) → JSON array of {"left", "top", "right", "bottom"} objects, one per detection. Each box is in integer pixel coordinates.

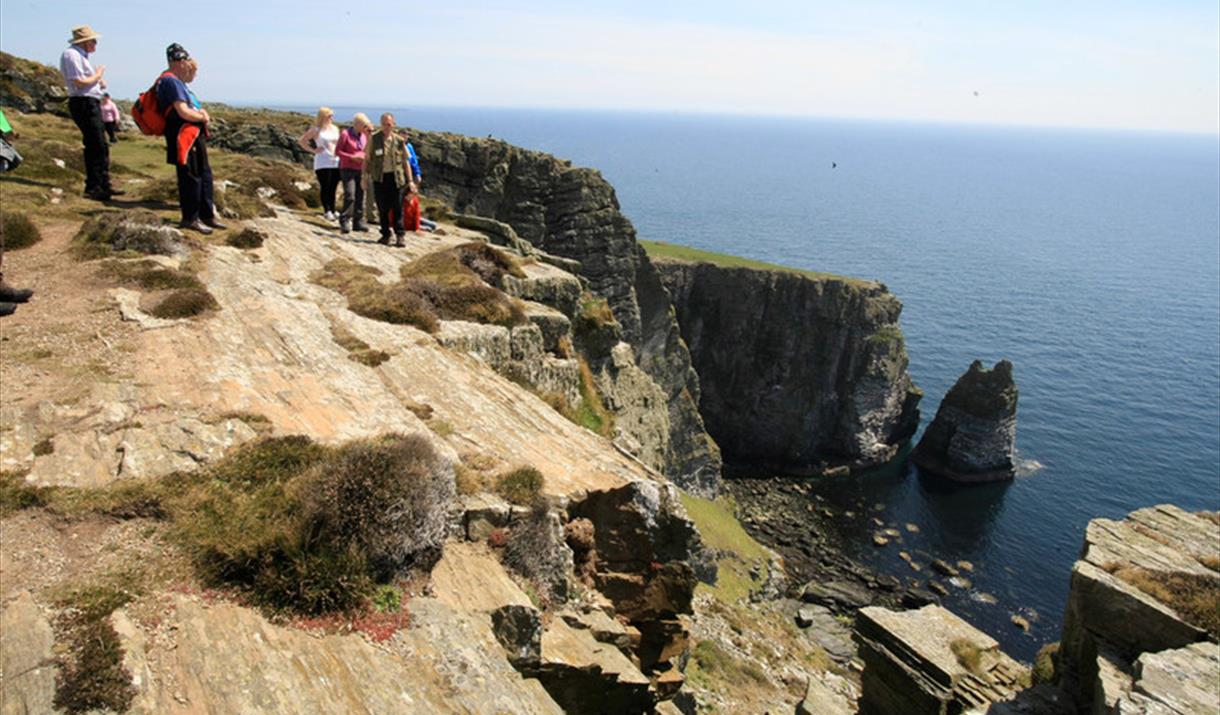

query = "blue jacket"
[{"left": 406, "top": 142, "right": 421, "bottom": 181}]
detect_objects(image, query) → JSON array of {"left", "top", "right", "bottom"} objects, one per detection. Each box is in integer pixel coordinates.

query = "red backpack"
[{"left": 131, "top": 71, "right": 174, "bottom": 136}]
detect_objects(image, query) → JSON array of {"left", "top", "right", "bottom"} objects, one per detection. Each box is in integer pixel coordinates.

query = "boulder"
[
  {"left": 800, "top": 579, "right": 875, "bottom": 610},
  {"left": 0, "top": 592, "right": 57, "bottom": 715},
  {"left": 796, "top": 672, "right": 856, "bottom": 715},
  {"left": 1057, "top": 505, "right": 1220, "bottom": 709},
  {"left": 854, "top": 604, "right": 1030, "bottom": 715},
  {"left": 912, "top": 359, "right": 1018, "bottom": 482}
]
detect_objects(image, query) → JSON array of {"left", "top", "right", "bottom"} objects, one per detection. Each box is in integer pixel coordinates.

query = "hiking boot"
[
  {"left": 377, "top": 234, "right": 391, "bottom": 245},
  {"left": 0, "top": 281, "right": 33, "bottom": 303},
  {"left": 103, "top": 188, "right": 126, "bottom": 197},
  {"left": 85, "top": 189, "right": 112, "bottom": 201},
  {"left": 0, "top": 302, "right": 16, "bottom": 317},
  {"left": 340, "top": 219, "right": 351, "bottom": 234},
  {"left": 180, "top": 219, "right": 213, "bottom": 235},
  {"left": 203, "top": 218, "right": 229, "bottom": 230},
  {"left": 394, "top": 236, "right": 406, "bottom": 248},
  {"left": 354, "top": 221, "right": 369, "bottom": 232}
]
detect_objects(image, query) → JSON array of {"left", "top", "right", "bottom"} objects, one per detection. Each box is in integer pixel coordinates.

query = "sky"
[{"left": 2, "top": 0, "right": 1217, "bottom": 133}]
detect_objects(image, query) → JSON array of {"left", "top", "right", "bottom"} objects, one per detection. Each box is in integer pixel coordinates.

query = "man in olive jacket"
[{"left": 362, "top": 113, "right": 416, "bottom": 247}]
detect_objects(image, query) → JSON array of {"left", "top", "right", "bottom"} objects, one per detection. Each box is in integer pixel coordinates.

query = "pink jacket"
[
  {"left": 100, "top": 99, "right": 120, "bottom": 123},
  {"left": 335, "top": 127, "right": 367, "bottom": 171}
]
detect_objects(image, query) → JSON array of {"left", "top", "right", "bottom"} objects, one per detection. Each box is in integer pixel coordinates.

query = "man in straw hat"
[{"left": 59, "top": 25, "right": 120, "bottom": 200}]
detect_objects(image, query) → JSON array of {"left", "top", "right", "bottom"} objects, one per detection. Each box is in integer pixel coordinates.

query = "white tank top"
[{"left": 313, "top": 125, "right": 340, "bottom": 170}]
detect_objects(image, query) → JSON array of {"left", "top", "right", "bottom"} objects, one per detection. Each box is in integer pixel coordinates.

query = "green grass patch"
[
  {"left": 689, "top": 640, "right": 768, "bottom": 688},
  {"left": 639, "top": 239, "right": 868, "bottom": 285},
  {"left": 679, "top": 492, "right": 770, "bottom": 603},
  {"left": 0, "top": 470, "right": 53, "bottom": 516}
]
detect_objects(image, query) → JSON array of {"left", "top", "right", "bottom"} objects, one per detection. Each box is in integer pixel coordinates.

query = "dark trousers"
[
  {"left": 373, "top": 175, "right": 404, "bottom": 238},
  {"left": 104, "top": 121, "right": 118, "bottom": 143},
  {"left": 339, "top": 168, "right": 364, "bottom": 225},
  {"left": 68, "top": 96, "right": 110, "bottom": 193},
  {"left": 175, "top": 139, "right": 215, "bottom": 224},
  {"left": 315, "top": 168, "right": 340, "bottom": 213}
]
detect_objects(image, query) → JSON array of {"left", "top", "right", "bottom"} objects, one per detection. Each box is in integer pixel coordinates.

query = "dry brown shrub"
[{"left": 1114, "top": 567, "right": 1220, "bottom": 640}]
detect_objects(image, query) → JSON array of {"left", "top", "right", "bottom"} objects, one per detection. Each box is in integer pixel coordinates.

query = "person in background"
[
  {"left": 0, "top": 111, "right": 34, "bottom": 317},
  {"left": 298, "top": 108, "right": 341, "bottom": 221},
  {"left": 59, "top": 25, "right": 121, "bottom": 200},
  {"left": 100, "top": 93, "right": 120, "bottom": 143},
  {"left": 157, "top": 43, "right": 225, "bottom": 234},
  {"left": 362, "top": 113, "right": 415, "bottom": 247},
  {"left": 335, "top": 112, "right": 371, "bottom": 234}
]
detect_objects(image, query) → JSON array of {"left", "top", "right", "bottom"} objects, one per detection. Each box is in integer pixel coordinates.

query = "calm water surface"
[{"left": 279, "top": 105, "right": 1220, "bottom": 659}]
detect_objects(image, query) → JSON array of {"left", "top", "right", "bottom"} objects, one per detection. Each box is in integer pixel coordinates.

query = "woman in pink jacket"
[
  {"left": 99, "top": 93, "right": 119, "bottom": 144},
  {"left": 335, "top": 112, "right": 372, "bottom": 234}
]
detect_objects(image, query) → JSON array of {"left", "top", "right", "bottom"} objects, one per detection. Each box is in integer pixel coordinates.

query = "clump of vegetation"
[
  {"left": 571, "top": 295, "right": 621, "bottom": 358},
  {"left": 372, "top": 584, "right": 403, "bottom": 613},
  {"left": 495, "top": 466, "right": 544, "bottom": 505},
  {"left": 148, "top": 287, "right": 220, "bottom": 318},
  {"left": 330, "top": 323, "right": 390, "bottom": 367},
  {"left": 0, "top": 470, "right": 52, "bottom": 516},
  {"left": 299, "top": 434, "right": 455, "bottom": 579},
  {"left": 689, "top": 640, "right": 768, "bottom": 687},
  {"left": 51, "top": 579, "right": 138, "bottom": 714},
  {"left": 98, "top": 258, "right": 203, "bottom": 291},
  {"left": 216, "top": 189, "right": 277, "bottom": 220},
  {"left": 226, "top": 226, "right": 267, "bottom": 249},
  {"left": 32, "top": 437, "right": 55, "bottom": 456},
  {"left": 1, "top": 211, "right": 41, "bottom": 250},
  {"left": 72, "top": 210, "right": 185, "bottom": 259},
  {"left": 314, "top": 259, "right": 438, "bottom": 333},
  {"left": 420, "top": 196, "right": 452, "bottom": 222},
  {"left": 678, "top": 492, "right": 770, "bottom": 603},
  {"left": 1113, "top": 566, "right": 1220, "bottom": 640},
  {"left": 313, "top": 245, "right": 529, "bottom": 334},
  {"left": 867, "top": 324, "right": 904, "bottom": 347},
  {"left": 950, "top": 638, "right": 985, "bottom": 674},
  {"left": 504, "top": 504, "right": 572, "bottom": 602},
  {"left": 1033, "top": 642, "right": 1059, "bottom": 684}
]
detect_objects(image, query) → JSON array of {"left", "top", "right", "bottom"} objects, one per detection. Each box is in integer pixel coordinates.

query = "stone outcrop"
[
  {"left": 655, "top": 259, "right": 921, "bottom": 474},
  {"left": 1057, "top": 505, "right": 1220, "bottom": 712},
  {"left": 913, "top": 359, "right": 1018, "bottom": 483},
  {"left": 0, "top": 51, "right": 68, "bottom": 115},
  {"left": 411, "top": 130, "right": 722, "bottom": 494},
  {"left": 854, "top": 604, "right": 1031, "bottom": 715}
]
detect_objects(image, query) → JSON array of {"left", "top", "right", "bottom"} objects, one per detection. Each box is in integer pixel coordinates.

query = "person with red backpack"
[{"left": 156, "top": 44, "right": 224, "bottom": 234}]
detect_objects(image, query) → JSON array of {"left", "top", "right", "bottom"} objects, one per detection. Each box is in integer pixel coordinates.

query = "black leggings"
[{"left": 315, "top": 168, "right": 340, "bottom": 213}]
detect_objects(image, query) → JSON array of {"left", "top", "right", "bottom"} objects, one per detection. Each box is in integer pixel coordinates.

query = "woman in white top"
[{"left": 298, "top": 107, "right": 342, "bottom": 220}]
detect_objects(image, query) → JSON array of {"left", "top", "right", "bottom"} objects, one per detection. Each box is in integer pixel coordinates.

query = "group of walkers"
[
  {"left": 55, "top": 24, "right": 433, "bottom": 247},
  {"left": 298, "top": 108, "right": 433, "bottom": 247}
]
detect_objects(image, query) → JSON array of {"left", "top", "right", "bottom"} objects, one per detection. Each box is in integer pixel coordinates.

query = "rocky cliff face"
[
  {"left": 655, "top": 259, "right": 921, "bottom": 474},
  {"left": 1057, "top": 504, "right": 1219, "bottom": 713},
  {"left": 410, "top": 130, "right": 722, "bottom": 494},
  {"left": 912, "top": 359, "right": 1018, "bottom": 483}
]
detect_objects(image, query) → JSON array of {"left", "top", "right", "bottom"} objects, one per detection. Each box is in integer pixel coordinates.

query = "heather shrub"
[
  {"left": 148, "top": 287, "right": 219, "bottom": 318},
  {"left": 495, "top": 466, "right": 544, "bottom": 505},
  {"left": 227, "top": 226, "right": 267, "bottom": 249},
  {"left": 1, "top": 211, "right": 41, "bottom": 250},
  {"left": 98, "top": 259, "right": 203, "bottom": 291},
  {"left": 300, "top": 433, "right": 455, "bottom": 579},
  {"left": 504, "top": 505, "right": 574, "bottom": 602}
]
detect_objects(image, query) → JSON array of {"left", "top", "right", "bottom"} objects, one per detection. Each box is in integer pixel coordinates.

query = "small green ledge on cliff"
[{"left": 639, "top": 239, "right": 877, "bottom": 289}]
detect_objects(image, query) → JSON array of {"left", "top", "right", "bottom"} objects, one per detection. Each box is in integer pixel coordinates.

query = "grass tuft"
[
  {"left": 1113, "top": 567, "right": 1220, "bottom": 640},
  {"left": 0, "top": 470, "right": 53, "bottom": 516},
  {"left": 950, "top": 638, "right": 984, "bottom": 674},
  {"left": 1033, "top": 642, "right": 1059, "bottom": 684},
  {"left": 1, "top": 211, "right": 42, "bottom": 250},
  {"left": 148, "top": 287, "right": 219, "bottom": 318},
  {"left": 226, "top": 226, "right": 266, "bottom": 249},
  {"left": 495, "top": 466, "right": 544, "bottom": 506},
  {"left": 97, "top": 259, "right": 203, "bottom": 291}
]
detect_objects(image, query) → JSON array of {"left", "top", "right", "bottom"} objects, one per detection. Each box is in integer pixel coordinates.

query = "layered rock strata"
[
  {"left": 913, "top": 359, "right": 1018, "bottom": 483},
  {"left": 854, "top": 604, "right": 1031, "bottom": 715},
  {"left": 1057, "top": 505, "right": 1220, "bottom": 712},
  {"left": 655, "top": 259, "right": 921, "bottom": 474},
  {"left": 411, "top": 131, "right": 723, "bottom": 495}
]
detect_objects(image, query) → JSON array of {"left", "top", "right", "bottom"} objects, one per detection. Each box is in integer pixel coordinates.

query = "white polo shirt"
[{"left": 60, "top": 44, "right": 103, "bottom": 99}]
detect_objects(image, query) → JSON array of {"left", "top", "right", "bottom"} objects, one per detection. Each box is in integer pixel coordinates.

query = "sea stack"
[{"left": 912, "top": 360, "right": 1018, "bottom": 483}]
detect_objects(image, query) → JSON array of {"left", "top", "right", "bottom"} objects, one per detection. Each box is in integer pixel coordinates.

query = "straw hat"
[{"left": 68, "top": 25, "right": 101, "bottom": 44}]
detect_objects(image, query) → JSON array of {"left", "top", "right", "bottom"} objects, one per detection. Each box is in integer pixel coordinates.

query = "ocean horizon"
[{"left": 270, "top": 102, "right": 1220, "bottom": 660}]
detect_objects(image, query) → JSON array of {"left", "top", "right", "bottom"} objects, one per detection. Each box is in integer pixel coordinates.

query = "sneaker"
[
  {"left": 180, "top": 219, "right": 213, "bottom": 235},
  {"left": 354, "top": 221, "right": 370, "bottom": 233},
  {"left": 394, "top": 237, "right": 406, "bottom": 248},
  {"left": 203, "top": 218, "right": 229, "bottom": 230},
  {"left": 340, "top": 219, "right": 351, "bottom": 234},
  {"left": 0, "top": 282, "right": 33, "bottom": 303},
  {"left": 0, "top": 302, "right": 15, "bottom": 317}
]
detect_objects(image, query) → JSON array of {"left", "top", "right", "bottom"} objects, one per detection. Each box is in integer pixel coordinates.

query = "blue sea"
[{"left": 281, "top": 105, "right": 1220, "bottom": 659}]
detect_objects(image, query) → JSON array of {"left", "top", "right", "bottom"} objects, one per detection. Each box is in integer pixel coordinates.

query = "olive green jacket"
[{"left": 362, "top": 129, "right": 409, "bottom": 188}]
